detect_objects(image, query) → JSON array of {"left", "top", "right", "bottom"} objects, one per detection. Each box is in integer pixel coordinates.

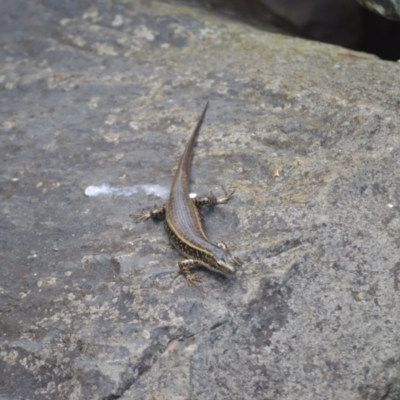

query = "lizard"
[{"left": 133, "top": 102, "right": 241, "bottom": 283}]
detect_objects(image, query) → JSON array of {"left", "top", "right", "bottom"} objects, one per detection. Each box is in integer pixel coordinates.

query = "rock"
[
  {"left": 202, "top": 0, "right": 400, "bottom": 61},
  {"left": 358, "top": 0, "right": 400, "bottom": 20},
  {"left": 206, "top": 0, "right": 363, "bottom": 48},
  {"left": 1, "top": 0, "right": 400, "bottom": 399}
]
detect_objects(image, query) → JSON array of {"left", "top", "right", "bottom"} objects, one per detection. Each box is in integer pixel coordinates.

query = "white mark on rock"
[
  {"left": 85, "top": 183, "right": 169, "bottom": 198},
  {"left": 388, "top": 203, "right": 394, "bottom": 208}
]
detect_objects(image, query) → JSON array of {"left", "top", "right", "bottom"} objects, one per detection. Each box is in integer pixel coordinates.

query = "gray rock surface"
[
  {"left": 358, "top": 0, "right": 400, "bottom": 20},
  {"left": 1, "top": 0, "right": 400, "bottom": 399}
]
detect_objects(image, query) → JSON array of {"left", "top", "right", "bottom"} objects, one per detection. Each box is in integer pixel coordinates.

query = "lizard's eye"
[{"left": 217, "top": 241, "right": 228, "bottom": 251}]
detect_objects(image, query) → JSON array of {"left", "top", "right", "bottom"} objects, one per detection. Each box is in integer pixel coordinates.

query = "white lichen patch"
[
  {"left": 111, "top": 14, "right": 124, "bottom": 27},
  {"left": 133, "top": 25, "right": 155, "bottom": 41},
  {"left": 166, "top": 124, "right": 179, "bottom": 134},
  {"left": 59, "top": 18, "right": 71, "bottom": 26},
  {"left": 129, "top": 121, "right": 138, "bottom": 130},
  {"left": 38, "top": 277, "right": 57, "bottom": 288},
  {"left": 87, "top": 96, "right": 100, "bottom": 109},
  {"left": 103, "top": 132, "right": 120, "bottom": 144},
  {"left": 196, "top": 79, "right": 214, "bottom": 90},
  {"left": 1, "top": 350, "right": 19, "bottom": 365},
  {"left": 1, "top": 118, "right": 17, "bottom": 130},
  {"left": 67, "top": 293, "right": 75, "bottom": 301},
  {"left": 105, "top": 114, "right": 117, "bottom": 125},
  {"left": 91, "top": 43, "right": 118, "bottom": 56},
  {"left": 71, "top": 36, "right": 87, "bottom": 48},
  {"left": 82, "top": 6, "right": 99, "bottom": 21},
  {"left": 47, "top": 73, "right": 74, "bottom": 89}
]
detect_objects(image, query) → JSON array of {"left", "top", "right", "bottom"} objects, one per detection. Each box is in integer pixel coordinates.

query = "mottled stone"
[
  {"left": 358, "top": 0, "right": 400, "bottom": 20},
  {"left": 1, "top": 0, "right": 400, "bottom": 399}
]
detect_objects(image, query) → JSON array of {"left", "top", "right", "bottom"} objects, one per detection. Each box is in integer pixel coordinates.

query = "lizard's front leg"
[
  {"left": 179, "top": 259, "right": 201, "bottom": 284},
  {"left": 131, "top": 204, "right": 166, "bottom": 222}
]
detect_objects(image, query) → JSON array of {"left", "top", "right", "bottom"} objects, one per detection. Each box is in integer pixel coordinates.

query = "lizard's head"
[{"left": 211, "top": 241, "right": 241, "bottom": 275}]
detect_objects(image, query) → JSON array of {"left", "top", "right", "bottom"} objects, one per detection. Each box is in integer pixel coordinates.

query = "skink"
[{"left": 134, "top": 102, "right": 241, "bottom": 283}]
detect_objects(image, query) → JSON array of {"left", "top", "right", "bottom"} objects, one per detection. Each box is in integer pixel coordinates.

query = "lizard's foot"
[
  {"left": 130, "top": 204, "right": 166, "bottom": 222},
  {"left": 214, "top": 186, "right": 235, "bottom": 204}
]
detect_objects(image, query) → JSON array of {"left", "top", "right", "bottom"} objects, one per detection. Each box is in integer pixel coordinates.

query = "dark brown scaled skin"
[{"left": 134, "top": 102, "right": 241, "bottom": 283}]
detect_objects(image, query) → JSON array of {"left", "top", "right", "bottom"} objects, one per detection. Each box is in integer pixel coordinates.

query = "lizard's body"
[{"left": 135, "top": 103, "right": 241, "bottom": 283}]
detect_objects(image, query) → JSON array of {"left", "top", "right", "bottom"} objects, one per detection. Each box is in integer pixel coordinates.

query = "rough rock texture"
[
  {"left": 358, "top": 0, "right": 400, "bottom": 20},
  {"left": 203, "top": 0, "right": 365, "bottom": 48},
  {"left": 1, "top": 0, "right": 400, "bottom": 399}
]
